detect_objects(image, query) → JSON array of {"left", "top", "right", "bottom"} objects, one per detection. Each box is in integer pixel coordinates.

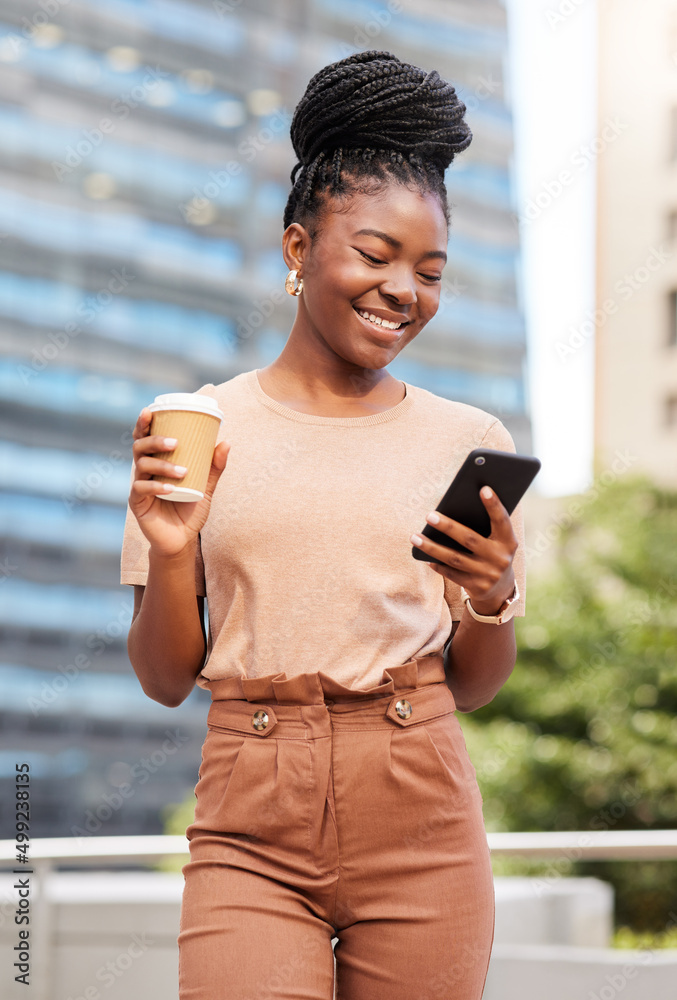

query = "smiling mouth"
[{"left": 353, "top": 307, "right": 408, "bottom": 332}]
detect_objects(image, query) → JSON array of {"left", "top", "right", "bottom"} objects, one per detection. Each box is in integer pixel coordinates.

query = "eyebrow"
[{"left": 352, "top": 228, "right": 448, "bottom": 263}]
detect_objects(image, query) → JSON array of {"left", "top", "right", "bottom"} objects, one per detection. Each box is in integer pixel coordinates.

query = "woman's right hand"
[{"left": 128, "top": 406, "right": 231, "bottom": 557}]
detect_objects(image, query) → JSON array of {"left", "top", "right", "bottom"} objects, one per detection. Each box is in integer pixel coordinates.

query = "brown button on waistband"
[
  {"left": 252, "top": 710, "right": 269, "bottom": 731},
  {"left": 395, "top": 699, "right": 413, "bottom": 720}
]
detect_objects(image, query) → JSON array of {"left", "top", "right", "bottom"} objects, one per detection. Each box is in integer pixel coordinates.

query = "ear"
[{"left": 282, "top": 222, "right": 311, "bottom": 271}]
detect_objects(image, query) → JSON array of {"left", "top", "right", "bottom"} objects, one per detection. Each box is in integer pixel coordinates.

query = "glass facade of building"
[{"left": 0, "top": 0, "right": 530, "bottom": 837}]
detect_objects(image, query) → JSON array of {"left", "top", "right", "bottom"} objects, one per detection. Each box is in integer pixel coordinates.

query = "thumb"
[{"left": 203, "top": 440, "right": 230, "bottom": 501}]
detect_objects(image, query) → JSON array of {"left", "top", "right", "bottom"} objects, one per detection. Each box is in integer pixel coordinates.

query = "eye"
[
  {"left": 419, "top": 273, "right": 442, "bottom": 282},
  {"left": 358, "top": 250, "right": 386, "bottom": 265}
]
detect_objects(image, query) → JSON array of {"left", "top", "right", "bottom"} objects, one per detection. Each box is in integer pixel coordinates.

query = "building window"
[
  {"left": 665, "top": 396, "right": 677, "bottom": 428},
  {"left": 669, "top": 291, "right": 677, "bottom": 346}
]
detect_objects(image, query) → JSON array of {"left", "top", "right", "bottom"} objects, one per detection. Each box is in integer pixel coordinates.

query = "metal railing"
[
  {"left": 3, "top": 828, "right": 677, "bottom": 867},
  {"left": 1, "top": 830, "right": 676, "bottom": 1000}
]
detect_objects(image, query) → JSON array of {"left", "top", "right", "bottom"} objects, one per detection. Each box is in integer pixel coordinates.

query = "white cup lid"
[{"left": 148, "top": 392, "right": 223, "bottom": 420}]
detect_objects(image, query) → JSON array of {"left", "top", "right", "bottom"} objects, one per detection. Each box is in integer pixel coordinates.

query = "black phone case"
[{"left": 411, "top": 448, "right": 541, "bottom": 565}]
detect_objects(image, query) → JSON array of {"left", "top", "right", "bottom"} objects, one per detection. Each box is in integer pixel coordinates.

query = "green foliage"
[
  {"left": 164, "top": 796, "right": 195, "bottom": 837},
  {"left": 613, "top": 924, "right": 677, "bottom": 950},
  {"left": 459, "top": 475, "right": 677, "bottom": 932},
  {"left": 156, "top": 798, "right": 195, "bottom": 872},
  {"left": 161, "top": 477, "right": 677, "bottom": 925}
]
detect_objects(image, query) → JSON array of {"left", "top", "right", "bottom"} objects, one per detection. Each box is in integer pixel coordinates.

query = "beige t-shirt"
[{"left": 120, "top": 368, "right": 527, "bottom": 693}]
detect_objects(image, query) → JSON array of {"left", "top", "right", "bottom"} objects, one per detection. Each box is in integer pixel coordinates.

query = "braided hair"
[{"left": 283, "top": 50, "right": 473, "bottom": 236}]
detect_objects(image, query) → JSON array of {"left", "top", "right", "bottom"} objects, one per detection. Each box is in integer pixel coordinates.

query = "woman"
[{"left": 121, "top": 50, "right": 527, "bottom": 1000}]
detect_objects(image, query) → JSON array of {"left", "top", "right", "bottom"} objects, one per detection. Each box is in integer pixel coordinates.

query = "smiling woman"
[
  {"left": 262, "top": 50, "right": 469, "bottom": 415},
  {"left": 265, "top": 183, "right": 449, "bottom": 401},
  {"left": 120, "top": 48, "right": 529, "bottom": 1000}
]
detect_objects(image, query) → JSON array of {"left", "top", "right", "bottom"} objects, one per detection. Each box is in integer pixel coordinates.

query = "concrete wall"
[{"left": 1, "top": 871, "right": 676, "bottom": 999}]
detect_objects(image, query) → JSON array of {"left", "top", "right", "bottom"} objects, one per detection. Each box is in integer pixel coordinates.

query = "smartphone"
[{"left": 411, "top": 448, "right": 541, "bottom": 565}]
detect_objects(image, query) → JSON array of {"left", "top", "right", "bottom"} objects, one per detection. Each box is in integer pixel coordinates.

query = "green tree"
[{"left": 459, "top": 475, "right": 677, "bottom": 931}]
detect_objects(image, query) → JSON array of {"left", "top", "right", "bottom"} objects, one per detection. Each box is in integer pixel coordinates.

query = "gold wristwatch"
[{"left": 460, "top": 582, "right": 520, "bottom": 625}]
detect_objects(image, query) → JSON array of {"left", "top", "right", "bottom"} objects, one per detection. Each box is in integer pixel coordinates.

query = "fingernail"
[
  {"left": 411, "top": 533, "right": 423, "bottom": 546},
  {"left": 163, "top": 437, "right": 178, "bottom": 448},
  {"left": 481, "top": 486, "right": 493, "bottom": 499},
  {"left": 426, "top": 511, "right": 440, "bottom": 525},
  {"left": 174, "top": 465, "right": 188, "bottom": 475}
]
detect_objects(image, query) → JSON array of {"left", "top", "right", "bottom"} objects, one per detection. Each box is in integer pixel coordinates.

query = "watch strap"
[{"left": 460, "top": 581, "right": 520, "bottom": 625}]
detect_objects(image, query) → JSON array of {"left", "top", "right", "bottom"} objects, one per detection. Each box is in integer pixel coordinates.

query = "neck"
[{"left": 263, "top": 329, "right": 398, "bottom": 403}]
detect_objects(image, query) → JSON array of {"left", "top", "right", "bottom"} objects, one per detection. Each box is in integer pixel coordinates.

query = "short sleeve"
[
  {"left": 443, "top": 418, "right": 527, "bottom": 621},
  {"left": 119, "top": 460, "right": 206, "bottom": 596}
]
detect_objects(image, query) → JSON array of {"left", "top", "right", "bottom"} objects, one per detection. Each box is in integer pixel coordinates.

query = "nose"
[{"left": 380, "top": 268, "right": 417, "bottom": 305}]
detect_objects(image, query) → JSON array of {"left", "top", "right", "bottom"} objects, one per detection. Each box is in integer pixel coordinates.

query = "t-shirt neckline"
[{"left": 246, "top": 369, "right": 414, "bottom": 426}]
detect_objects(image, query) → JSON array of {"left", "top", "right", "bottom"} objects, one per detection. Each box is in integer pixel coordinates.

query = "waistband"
[
  {"left": 204, "top": 655, "right": 454, "bottom": 740},
  {"left": 203, "top": 653, "right": 447, "bottom": 706}
]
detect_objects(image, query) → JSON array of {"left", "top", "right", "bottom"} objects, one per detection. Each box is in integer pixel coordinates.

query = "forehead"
[{"left": 319, "top": 183, "right": 448, "bottom": 250}]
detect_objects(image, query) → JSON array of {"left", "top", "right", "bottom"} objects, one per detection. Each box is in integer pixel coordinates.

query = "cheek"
[
  {"left": 419, "top": 287, "right": 442, "bottom": 322},
  {"left": 309, "top": 255, "right": 364, "bottom": 303},
  {"left": 334, "top": 261, "right": 370, "bottom": 296}
]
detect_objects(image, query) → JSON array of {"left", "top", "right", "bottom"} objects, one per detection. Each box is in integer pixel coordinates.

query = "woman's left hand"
[{"left": 410, "top": 486, "right": 518, "bottom": 616}]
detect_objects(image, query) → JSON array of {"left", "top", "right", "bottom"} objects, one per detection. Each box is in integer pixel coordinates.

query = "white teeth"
[{"left": 356, "top": 308, "right": 403, "bottom": 331}]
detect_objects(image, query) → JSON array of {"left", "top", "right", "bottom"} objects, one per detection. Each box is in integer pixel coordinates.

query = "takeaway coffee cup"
[{"left": 147, "top": 392, "right": 224, "bottom": 501}]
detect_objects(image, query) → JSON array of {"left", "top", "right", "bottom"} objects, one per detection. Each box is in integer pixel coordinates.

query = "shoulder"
[
  {"left": 194, "top": 369, "right": 252, "bottom": 401},
  {"left": 405, "top": 381, "right": 513, "bottom": 447}
]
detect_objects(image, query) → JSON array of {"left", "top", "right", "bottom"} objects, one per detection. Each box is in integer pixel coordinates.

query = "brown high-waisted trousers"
[{"left": 178, "top": 654, "right": 495, "bottom": 1000}]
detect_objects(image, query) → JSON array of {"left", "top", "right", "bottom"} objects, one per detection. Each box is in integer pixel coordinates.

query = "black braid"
[{"left": 283, "top": 50, "right": 472, "bottom": 233}]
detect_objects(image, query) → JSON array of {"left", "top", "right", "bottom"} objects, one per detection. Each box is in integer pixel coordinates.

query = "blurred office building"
[
  {"left": 595, "top": 0, "right": 677, "bottom": 486},
  {"left": 0, "top": 0, "right": 531, "bottom": 837}
]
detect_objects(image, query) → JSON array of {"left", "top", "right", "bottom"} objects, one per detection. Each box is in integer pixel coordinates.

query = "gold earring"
[{"left": 285, "top": 269, "right": 303, "bottom": 296}]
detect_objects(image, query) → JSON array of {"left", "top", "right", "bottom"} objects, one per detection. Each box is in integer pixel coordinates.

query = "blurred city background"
[
  {"left": 0, "top": 0, "right": 676, "bottom": 974},
  {"left": 0, "top": 0, "right": 532, "bottom": 840}
]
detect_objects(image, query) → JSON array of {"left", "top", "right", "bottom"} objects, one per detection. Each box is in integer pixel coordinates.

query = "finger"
[
  {"left": 131, "top": 479, "right": 176, "bottom": 499},
  {"left": 128, "top": 481, "right": 176, "bottom": 520},
  {"left": 479, "top": 487, "right": 518, "bottom": 548},
  {"left": 411, "top": 528, "right": 475, "bottom": 573},
  {"left": 203, "top": 441, "right": 231, "bottom": 501},
  {"left": 133, "top": 433, "right": 179, "bottom": 458},
  {"left": 422, "top": 510, "right": 484, "bottom": 554},
  {"left": 212, "top": 440, "right": 230, "bottom": 470},
  {"left": 132, "top": 407, "right": 154, "bottom": 441},
  {"left": 135, "top": 455, "right": 188, "bottom": 480}
]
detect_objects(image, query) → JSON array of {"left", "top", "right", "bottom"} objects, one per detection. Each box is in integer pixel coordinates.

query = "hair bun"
[{"left": 290, "top": 50, "right": 472, "bottom": 176}]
